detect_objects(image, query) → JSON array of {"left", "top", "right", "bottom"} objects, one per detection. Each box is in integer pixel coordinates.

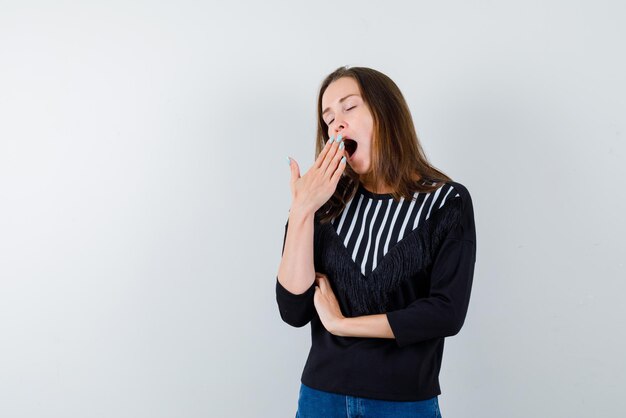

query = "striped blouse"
[{"left": 331, "top": 182, "right": 461, "bottom": 276}]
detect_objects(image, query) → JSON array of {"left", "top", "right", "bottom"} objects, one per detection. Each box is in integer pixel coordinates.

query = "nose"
[{"left": 334, "top": 122, "right": 346, "bottom": 135}]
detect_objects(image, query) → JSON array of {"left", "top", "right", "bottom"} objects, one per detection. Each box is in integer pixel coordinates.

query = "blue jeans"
[{"left": 295, "top": 383, "right": 442, "bottom": 418}]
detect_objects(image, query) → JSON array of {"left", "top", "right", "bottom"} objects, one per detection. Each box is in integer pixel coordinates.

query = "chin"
[
  {"left": 349, "top": 161, "right": 370, "bottom": 175},
  {"left": 348, "top": 162, "right": 363, "bottom": 174}
]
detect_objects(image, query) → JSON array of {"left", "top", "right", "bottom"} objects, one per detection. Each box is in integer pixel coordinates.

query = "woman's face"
[{"left": 321, "top": 77, "right": 374, "bottom": 176}]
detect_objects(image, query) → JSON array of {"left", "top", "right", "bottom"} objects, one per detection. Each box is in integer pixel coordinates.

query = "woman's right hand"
[{"left": 287, "top": 134, "right": 347, "bottom": 216}]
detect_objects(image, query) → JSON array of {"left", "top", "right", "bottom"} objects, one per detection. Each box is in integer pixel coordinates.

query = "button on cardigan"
[{"left": 275, "top": 181, "right": 476, "bottom": 401}]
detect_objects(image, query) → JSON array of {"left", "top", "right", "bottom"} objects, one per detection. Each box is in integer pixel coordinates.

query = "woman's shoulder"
[
  {"left": 442, "top": 180, "right": 472, "bottom": 204},
  {"left": 446, "top": 178, "right": 469, "bottom": 191},
  {"left": 427, "top": 180, "right": 474, "bottom": 228},
  {"left": 416, "top": 178, "right": 471, "bottom": 203},
  {"left": 441, "top": 180, "right": 476, "bottom": 241}
]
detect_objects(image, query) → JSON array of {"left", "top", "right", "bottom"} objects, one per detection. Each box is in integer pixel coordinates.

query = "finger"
[
  {"left": 320, "top": 134, "right": 343, "bottom": 174},
  {"left": 314, "top": 136, "right": 335, "bottom": 169},
  {"left": 330, "top": 152, "right": 347, "bottom": 185},
  {"left": 288, "top": 157, "right": 301, "bottom": 189},
  {"left": 315, "top": 275, "right": 324, "bottom": 290},
  {"left": 324, "top": 143, "right": 346, "bottom": 178},
  {"left": 317, "top": 275, "right": 329, "bottom": 292}
]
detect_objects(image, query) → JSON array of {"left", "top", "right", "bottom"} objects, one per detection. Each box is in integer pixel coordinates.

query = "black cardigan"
[{"left": 275, "top": 181, "right": 477, "bottom": 401}]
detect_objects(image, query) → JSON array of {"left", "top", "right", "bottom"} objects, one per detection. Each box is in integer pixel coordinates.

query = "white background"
[{"left": 1, "top": 1, "right": 624, "bottom": 417}]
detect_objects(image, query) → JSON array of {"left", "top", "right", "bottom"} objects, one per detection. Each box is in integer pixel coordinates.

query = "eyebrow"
[{"left": 322, "top": 94, "right": 360, "bottom": 116}]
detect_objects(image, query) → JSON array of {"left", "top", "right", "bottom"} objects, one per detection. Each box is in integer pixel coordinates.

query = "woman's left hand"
[{"left": 313, "top": 272, "right": 345, "bottom": 335}]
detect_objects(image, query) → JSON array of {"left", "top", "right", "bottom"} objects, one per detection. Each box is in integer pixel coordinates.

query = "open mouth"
[{"left": 343, "top": 138, "right": 358, "bottom": 157}]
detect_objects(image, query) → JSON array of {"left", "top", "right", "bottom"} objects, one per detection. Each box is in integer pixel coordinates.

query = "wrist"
[
  {"left": 289, "top": 202, "right": 316, "bottom": 220},
  {"left": 331, "top": 317, "right": 349, "bottom": 337}
]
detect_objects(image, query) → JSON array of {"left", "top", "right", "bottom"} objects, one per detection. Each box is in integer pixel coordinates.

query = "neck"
[
  {"left": 360, "top": 178, "right": 394, "bottom": 194},
  {"left": 360, "top": 172, "right": 422, "bottom": 194}
]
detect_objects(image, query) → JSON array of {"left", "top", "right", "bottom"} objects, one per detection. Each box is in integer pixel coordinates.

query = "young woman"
[{"left": 276, "top": 66, "right": 477, "bottom": 418}]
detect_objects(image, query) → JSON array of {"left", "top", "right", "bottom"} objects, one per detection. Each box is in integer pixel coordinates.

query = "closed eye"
[{"left": 325, "top": 106, "right": 356, "bottom": 125}]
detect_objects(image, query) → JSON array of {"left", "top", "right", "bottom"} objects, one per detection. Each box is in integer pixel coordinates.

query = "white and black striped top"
[{"left": 330, "top": 182, "right": 460, "bottom": 276}]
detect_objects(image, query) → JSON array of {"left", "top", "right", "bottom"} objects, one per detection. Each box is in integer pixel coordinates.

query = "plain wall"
[{"left": 1, "top": 1, "right": 624, "bottom": 417}]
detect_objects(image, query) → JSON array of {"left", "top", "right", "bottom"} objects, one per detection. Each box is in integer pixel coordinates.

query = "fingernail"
[
  {"left": 336, "top": 134, "right": 342, "bottom": 142},
  {"left": 341, "top": 156, "right": 346, "bottom": 164},
  {"left": 329, "top": 135, "right": 334, "bottom": 143},
  {"left": 339, "top": 142, "right": 344, "bottom": 150},
  {"left": 286, "top": 156, "right": 291, "bottom": 165}
]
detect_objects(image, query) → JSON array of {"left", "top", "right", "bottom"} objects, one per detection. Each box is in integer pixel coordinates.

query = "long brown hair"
[{"left": 315, "top": 65, "right": 453, "bottom": 224}]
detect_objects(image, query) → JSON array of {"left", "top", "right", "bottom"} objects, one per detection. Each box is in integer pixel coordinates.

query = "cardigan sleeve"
[
  {"left": 275, "top": 218, "right": 316, "bottom": 328},
  {"left": 386, "top": 185, "right": 477, "bottom": 348}
]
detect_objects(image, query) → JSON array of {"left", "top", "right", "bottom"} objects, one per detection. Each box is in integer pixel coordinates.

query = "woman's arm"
[
  {"left": 313, "top": 275, "right": 395, "bottom": 339},
  {"left": 333, "top": 314, "right": 395, "bottom": 339},
  {"left": 275, "top": 138, "right": 347, "bottom": 327},
  {"left": 278, "top": 138, "right": 346, "bottom": 295},
  {"left": 275, "top": 205, "right": 318, "bottom": 328},
  {"left": 277, "top": 205, "right": 316, "bottom": 295}
]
